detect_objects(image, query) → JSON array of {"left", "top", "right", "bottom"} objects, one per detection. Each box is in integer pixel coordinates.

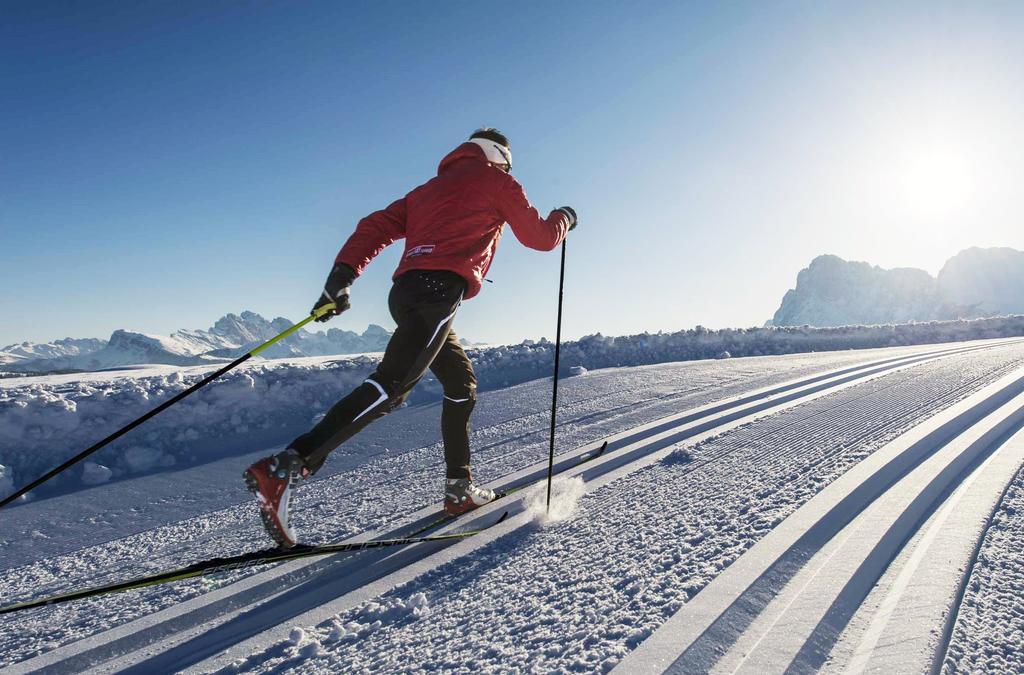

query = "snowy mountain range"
[
  {"left": 770, "top": 247, "right": 1024, "bottom": 327},
  {"left": 0, "top": 337, "right": 107, "bottom": 366},
  {"left": 1, "top": 311, "right": 394, "bottom": 374}
]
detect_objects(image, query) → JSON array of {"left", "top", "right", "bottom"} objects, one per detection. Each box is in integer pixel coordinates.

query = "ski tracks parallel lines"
[
  {"left": 178, "top": 340, "right": 1024, "bottom": 675},
  {"left": 7, "top": 339, "right": 1021, "bottom": 674}
]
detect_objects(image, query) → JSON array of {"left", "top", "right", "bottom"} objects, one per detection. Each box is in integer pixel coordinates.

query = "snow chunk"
[
  {"left": 525, "top": 476, "right": 586, "bottom": 525},
  {"left": 407, "top": 591, "right": 428, "bottom": 609},
  {"left": 81, "top": 461, "right": 113, "bottom": 485},
  {"left": 325, "top": 624, "right": 348, "bottom": 643},
  {"left": 328, "top": 593, "right": 432, "bottom": 645},
  {"left": 287, "top": 627, "right": 306, "bottom": 645},
  {"left": 664, "top": 447, "right": 694, "bottom": 465}
]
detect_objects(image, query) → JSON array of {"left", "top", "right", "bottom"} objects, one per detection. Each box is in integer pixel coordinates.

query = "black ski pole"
[
  {"left": 0, "top": 304, "right": 337, "bottom": 510},
  {"left": 546, "top": 239, "right": 567, "bottom": 515}
]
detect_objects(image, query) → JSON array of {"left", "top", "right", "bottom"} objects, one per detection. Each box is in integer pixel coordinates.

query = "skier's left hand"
[
  {"left": 556, "top": 206, "right": 578, "bottom": 231},
  {"left": 312, "top": 263, "right": 356, "bottom": 322}
]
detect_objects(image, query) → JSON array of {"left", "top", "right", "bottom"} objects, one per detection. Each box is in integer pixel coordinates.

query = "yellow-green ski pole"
[{"left": 0, "top": 303, "right": 337, "bottom": 510}]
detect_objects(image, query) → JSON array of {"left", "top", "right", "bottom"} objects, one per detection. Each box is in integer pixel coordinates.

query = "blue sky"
[{"left": 3, "top": 1, "right": 1023, "bottom": 346}]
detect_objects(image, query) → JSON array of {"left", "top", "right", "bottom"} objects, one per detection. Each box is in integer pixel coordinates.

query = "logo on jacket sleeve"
[{"left": 406, "top": 244, "right": 436, "bottom": 259}]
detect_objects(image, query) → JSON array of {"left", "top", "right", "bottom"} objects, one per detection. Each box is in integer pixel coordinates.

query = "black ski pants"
[{"left": 289, "top": 269, "right": 477, "bottom": 479}]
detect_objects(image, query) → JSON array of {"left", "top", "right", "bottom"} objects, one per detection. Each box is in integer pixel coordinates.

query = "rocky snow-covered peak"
[
  {"left": 4, "top": 312, "right": 395, "bottom": 373},
  {"left": 0, "top": 337, "right": 107, "bottom": 365},
  {"left": 209, "top": 311, "right": 290, "bottom": 346},
  {"left": 937, "top": 247, "right": 1024, "bottom": 317},
  {"left": 770, "top": 248, "right": 1024, "bottom": 327}
]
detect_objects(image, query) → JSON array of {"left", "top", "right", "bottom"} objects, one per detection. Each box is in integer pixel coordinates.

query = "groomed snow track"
[
  {"left": 618, "top": 365, "right": 1024, "bottom": 673},
  {"left": 7, "top": 339, "right": 1024, "bottom": 674}
]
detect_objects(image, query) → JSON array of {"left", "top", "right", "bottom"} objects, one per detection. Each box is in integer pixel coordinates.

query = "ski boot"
[
  {"left": 243, "top": 449, "right": 310, "bottom": 548},
  {"left": 444, "top": 477, "right": 496, "bottom": 516}
]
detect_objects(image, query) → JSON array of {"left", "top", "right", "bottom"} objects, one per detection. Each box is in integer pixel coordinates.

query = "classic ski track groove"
[
  {"left": 3, "top": 353, "right": 917, "bottom": 658},
  {"left": 616, "top": 365, "right": 1024, "bottom": 674},
  {"left": 143, "top": 342, "right": 1021, "bottom": 673},
  {"left": 547, "top": 352, "right": 1024, "bottom": 670},
  {"left": 3, "top": 352, "right": 942, "bottom": 583},
  {"left": 934, "top": 454, "right": 1024, "bottom": 673},
  {"left": 5, "top": 338, "right": 1021, "bottom": 674},
  {"left": 1, "top": 344, "right": 997, "bottom": 584},
  {"left": 188, "top": 342, "right": 1024, "bottom": 675}
]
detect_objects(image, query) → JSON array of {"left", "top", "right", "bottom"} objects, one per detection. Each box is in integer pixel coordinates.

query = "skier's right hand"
[
  {"left": 312, "top": 263, "right": 356, "bottom": 322},
  {"left": 556, "top": 206, "right": 578, "bottom": 231}
]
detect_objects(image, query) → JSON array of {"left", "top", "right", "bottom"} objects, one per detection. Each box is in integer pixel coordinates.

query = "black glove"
[
  {"left": 312, "top": 263, "right": 356, "bottom": 322},
  {"left": 556, "top": 206, "right": 578, "bottom": 231}
]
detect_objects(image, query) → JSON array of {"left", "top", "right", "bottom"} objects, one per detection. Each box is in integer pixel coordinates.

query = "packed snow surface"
[
  {"left": 942, "top": 463, "right": 1024, "bottom": 673},
  {"left": 209, "top": 342, "right": 1024, "bottom": 673},
  {"left": 1, "top": 346, "right": 904, "bottom": 665},
  {"left": 2, "top": 340, "right": 1023, "bottom": 673}
]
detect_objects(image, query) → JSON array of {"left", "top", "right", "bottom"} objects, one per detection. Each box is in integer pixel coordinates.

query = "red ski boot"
[
  {"left": 243, "top": 449, "right": 310, "bottom": 548},
  {"left": 444, "top": 477, "right": 497, "bottom": 516}
]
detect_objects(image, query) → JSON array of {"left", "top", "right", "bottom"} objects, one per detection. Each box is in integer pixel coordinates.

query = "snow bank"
[
  {"left": 466, "top": 315, "right": 1024, "bottom": 387},
  {"left": 2, "top": 314, "right": 1023, "bottom": 502},
  {"left": 0, "top": 358, "right": 376, "bottom": 499}
]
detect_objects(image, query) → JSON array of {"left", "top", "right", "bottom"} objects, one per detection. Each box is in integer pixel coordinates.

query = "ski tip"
[
  {"left": 598, "top": 440, "right": 609, "bottom": 454},
  {"left": 496, "top": 511, "right": 510, "bottom": 524}
]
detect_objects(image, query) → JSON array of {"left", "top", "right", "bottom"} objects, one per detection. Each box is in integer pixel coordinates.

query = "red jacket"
[{"left": 335, "top": 142, "right": 570, "bottom": 299}]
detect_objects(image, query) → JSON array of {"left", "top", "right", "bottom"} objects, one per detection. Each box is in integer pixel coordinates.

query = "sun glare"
[{"left": 895, "top": 146, "right": 975, "bottom": 220}]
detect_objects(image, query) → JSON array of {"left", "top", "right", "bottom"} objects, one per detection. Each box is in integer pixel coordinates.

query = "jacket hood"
[{"left": 437, "top": 142, "right": 489, "bottom": 175}]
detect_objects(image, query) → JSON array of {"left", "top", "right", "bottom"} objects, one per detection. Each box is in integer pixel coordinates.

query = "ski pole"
[
  {"left": 0, "top": 303, "right": 337, "bottom": 510},
  {"left": 546, "top": 239, "right": 567, "bottom": 515}
]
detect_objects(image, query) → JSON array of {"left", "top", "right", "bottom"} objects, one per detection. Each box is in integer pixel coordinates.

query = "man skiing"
[{"left": 244, "top": 128, "right": 577, "bottom": 547}]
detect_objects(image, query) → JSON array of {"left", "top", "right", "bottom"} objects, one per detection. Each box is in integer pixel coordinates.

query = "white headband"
[{"left": 469, "top": 138, "right": 512, "bottom": 168}]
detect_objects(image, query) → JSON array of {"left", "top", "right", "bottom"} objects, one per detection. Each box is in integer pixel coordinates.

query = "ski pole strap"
[{"left": 0, "top": 303, "right": 337, "bottom": 510}]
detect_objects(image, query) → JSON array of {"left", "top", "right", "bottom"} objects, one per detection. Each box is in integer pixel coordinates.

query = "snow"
[
  {"left": 939, "top": 246, "right": 1024, "bottom": 317},
  {"left": 0, "top": 337, "right": 106, "bottom": 365},
  {"left": 942, "top": 463, "right": 1024, "bottom": 673},
  {"left": 820, "top": 408, "right": 1024, "bottom": 674},
  {"left": 2, "top": 345, "right": 900, "bottom": 667},
  {"left": 638, "top": 370, "right": 1024, "bottom": 674},
  {"left": 524, "top": 476, "right": 586, "bottom": 524},
  {"left": 5, "top": 315, "right": 1024, "bottom": 504},
  {"left": 80, "top": 461, "right": 113, "bottom": 485},
  {"left": 771, "top": 247, "right": 1024, "bottom": 327},
  {"left": 0, "top": 358, "right": 376, "bottom": 499},
  {"left": 0, "top": 463, "right": 12, "bottom": 496},
  {"left": 3, "top": 311, "right": 394, "bottom": 374},
  {"left": 194, "top": 340, "right": 1024, "bottom": 674},
  {"left": 2, "top": 338, "right": 1024, "bottom": 673}
]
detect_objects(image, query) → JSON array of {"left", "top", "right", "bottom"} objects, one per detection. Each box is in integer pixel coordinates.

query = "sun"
[{"left": 895, "top": 145, "right": 975, "bottom": 220}]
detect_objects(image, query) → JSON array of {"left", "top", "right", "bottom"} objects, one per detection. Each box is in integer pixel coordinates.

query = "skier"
[{"left": 243, "top": 128, "right": 577, "bottom": 547}]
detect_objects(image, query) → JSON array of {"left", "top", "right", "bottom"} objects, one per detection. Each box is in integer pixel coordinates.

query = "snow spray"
[{"left": 527, "top": 476, "right": 586, "bottom": 525}]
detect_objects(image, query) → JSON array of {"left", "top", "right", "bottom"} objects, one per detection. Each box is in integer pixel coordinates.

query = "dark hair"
[{"left": 469, "top": 127, "right": 510, "bottom": 150}]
